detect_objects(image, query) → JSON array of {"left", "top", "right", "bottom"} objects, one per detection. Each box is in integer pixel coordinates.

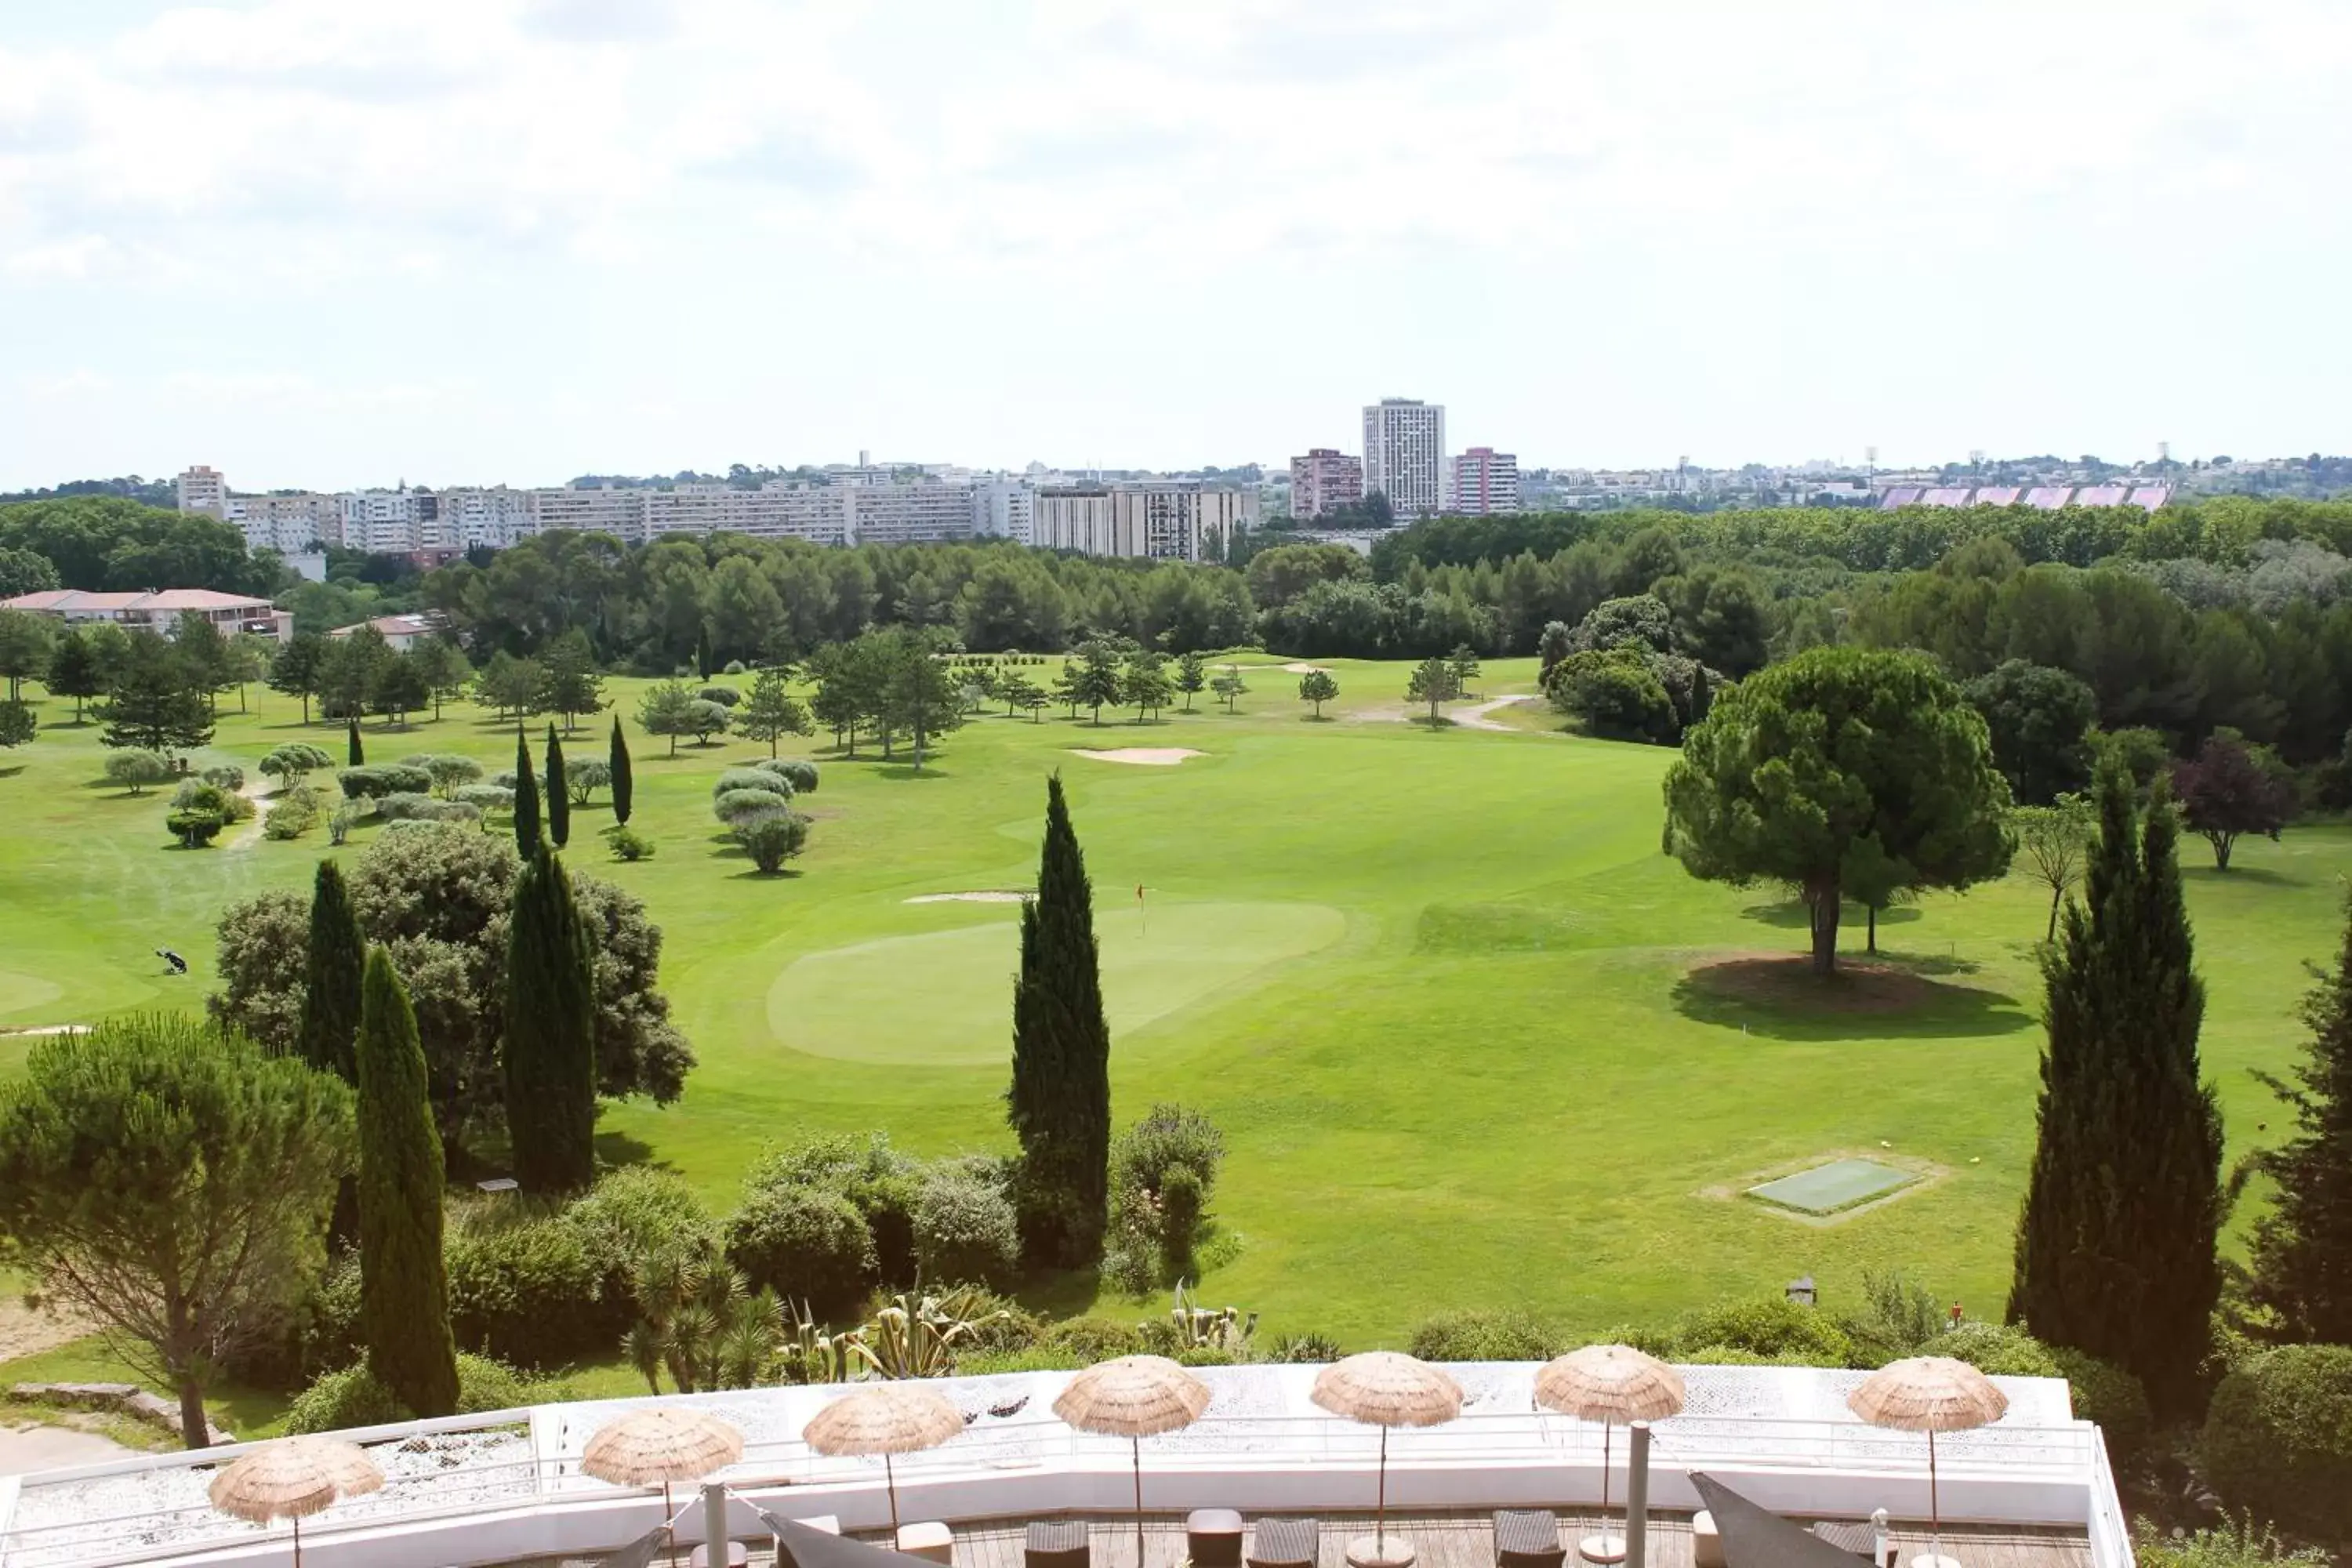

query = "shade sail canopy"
[{"left": 1690, "top": 1473, "right": 1875, "bottom": 1568}]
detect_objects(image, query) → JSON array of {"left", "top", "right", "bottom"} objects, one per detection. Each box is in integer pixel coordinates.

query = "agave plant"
[
  {"left": 844, "top": 1290, "right": 1012, "bottom": 1380},
  {"left": 783, "top": 1298, "right": 858, "bottom": 1385}
]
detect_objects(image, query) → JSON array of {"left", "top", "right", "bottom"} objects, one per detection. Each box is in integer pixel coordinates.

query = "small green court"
[{"left": 1748, "top": 1158, "right": 1920, "bottom": 1217}]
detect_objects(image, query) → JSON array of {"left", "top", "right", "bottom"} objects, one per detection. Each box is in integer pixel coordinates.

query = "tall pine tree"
[
  {"left": 347, "top": 719, "right": 364, "bottom": 766},
  {"left": 1005, "top": 773, "right": 1112, "bottom": 1267},
  {"left": 609, "top": 713, "right": 633, "bottom": 826},
  {"left": 513, "top": 728, "right": 542, "bottom": 859},
  {"left": 296, "top": 859, "right": 365, "bottom": 1082},
  {"left": 356, "top": 946, "right": 459, "bottom": 1416},
  {"left": 2009, "top": 768, "right": 2223, "bottom": 1417},
  {"left": 2247, "top": 892, "right": 2352, "bottom": 1344},
  {"left": 502, "top": 849, "right": 597, "bottom": 1192},
  {"left": 545, "top": 723, "right": 570, "bottom": 850}
]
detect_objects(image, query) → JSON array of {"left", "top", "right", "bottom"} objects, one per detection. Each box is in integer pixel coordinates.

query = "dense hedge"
[
  {"left": 285, "top": 1354, "right": 574, "bottom": 1434},
  {"left": 724, "top": 1183, "right": 876, "bottom": 1316},
  {"left": 444, "top": 1216, "right": 626, "bottom": 1369},
  {"left": 2199, "top": 1344, "right": 2352, "bottom": 1540}
]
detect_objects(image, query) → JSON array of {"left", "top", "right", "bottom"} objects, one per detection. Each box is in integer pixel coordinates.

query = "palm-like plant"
[{"left": 623, "top": 1238, "right": 786, "bottom": 1392}]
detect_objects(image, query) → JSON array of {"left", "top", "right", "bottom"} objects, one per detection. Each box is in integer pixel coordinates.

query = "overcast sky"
[{"left": 2, "top": 0, "right": 2347, "bottom": 492}]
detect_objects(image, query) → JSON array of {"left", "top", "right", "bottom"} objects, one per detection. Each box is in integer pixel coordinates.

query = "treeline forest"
[{"left": 17, "top": 492, "right": 2352, "bottom": 782}]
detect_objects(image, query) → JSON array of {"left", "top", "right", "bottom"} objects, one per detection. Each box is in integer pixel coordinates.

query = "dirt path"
[
  {"left": 1452, "top": 694, "right": 1538, "bottom": 731},
  {"left": 0, "top": 1294, "right": 96, "bottom": 1363},
  {"left": 226, "top": 780, "right": 278, "bottom": 851}
]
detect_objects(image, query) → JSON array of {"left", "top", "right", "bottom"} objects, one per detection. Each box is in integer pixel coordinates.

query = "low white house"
[
  {"left": 1, "top": 588, "right": 293, "bottom": 642},
  {"left": 328, "top": 612, "right": 447, "bottom": 652}
]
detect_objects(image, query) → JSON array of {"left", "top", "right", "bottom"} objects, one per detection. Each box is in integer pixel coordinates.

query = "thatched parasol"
[
  {"left": 583, "top": 1406, "right": 747, "bottom": 1564},
  {"left": 207, "top": 1437, "right": 384, "bottom": 1568},
  {"left": 804, "top": 1384, "right": 965, "bottom": 1534},
  {"left": 1312, "top": 1353, "right": 1465, "bottom": 1564},
  {"left": 1536, "top": 1345, "right": 1686, "bottom": 1563},
  {"left": 1848, "top": 1357, "right": 2008, "bottom": 1568},
  {"left": 1055, "top": 1356, "right": 1214, "bottom": 1567}
]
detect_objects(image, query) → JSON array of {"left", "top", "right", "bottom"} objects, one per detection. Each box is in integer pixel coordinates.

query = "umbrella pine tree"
[
  {"left": 2009, "top": 768, "right": 2223, "bottom": 1417},
  {"left": 355, "top": 947, "right": 459, "bottom": 1416}
]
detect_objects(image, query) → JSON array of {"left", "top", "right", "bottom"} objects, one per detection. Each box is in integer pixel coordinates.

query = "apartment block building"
[
  {"left": 1450, "top": 448, "right": 1521, "bottom": 515},
  {"left": 1362, "top": 397, "right": 1446, "bottom": 517},
  {"left": 175, "top": 466, "right": 228, "bottom": 518},
  {"left": 1289, "top": 448, "right": 1365, "bottom": 520},
  {"left": 971, "top": 479, "right": 1036, "bottom": 545},
  {"left": 1034, "top": 482, "right": 1258, "bottom": 561},
  {"left": 230, "top": 492, "right": 340, "bottom": 554}
]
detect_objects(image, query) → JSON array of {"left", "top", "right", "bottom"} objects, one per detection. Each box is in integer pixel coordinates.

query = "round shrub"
[
  {"left": 1040, "top": 1317, "right": 1152, "bottom": 1360},
  {"left": 754, "top": 758, "right": 819, "bottom": 794},
  {"left": 736, "top": 811, "right": 809, "bottom": 872},
  {"left": 1408, "top": 1308, "right": 1565, "bottom": 1362},
  {"left": 714, "top": 787, "right": 791, "bottom": 829},
  {"left": 713, "top": 768, "right": 792, "bottom": 802},
  {"left": 697, "top": 684, "right": 742, "bottom": 708},
  {"left": 339, "top": 763, "right": 434, "bottom": 800},
  {"left": 167, "top": 806, "right": 229, "bottom": 848},
  {"left": 373, "top": 792, "right": 482, "bottom": 824},
  {"left": 444, "top": 1216, "right": 622, "bottom": 1369},
  {"left": 455, "top": 784, "right": 517, "bottom": 812},
  {"left": 104, "top": 749, "right": 172, "bottom": 793},
  {"left": 607, "top": 824, "right": 655, "bottom": 861},
  {"left": 2047, "top": 1348, "right": 2152, "bottom": 1467},
  {"left": 1675, "top": 1296, "right": 1855, "bottom": 1367},
  {"left": 724, "top": 1183, "right": 876, "bottom": 1319},
  {"left": 1677, "top": 1345, "right": 1816, "bottom": 1367},
  {"left": 200, "top": 764, "right": 245, "bottom": 792},
  {"left": 1936, "top": 1322, "right": 2061, "bottom": 1378},
  {"left": 263, "top": 786, "right": 322, "bottom": 840},
  {"left": 913, "top": 1168, "right": 1020, "bottom": 1289},
  {"left": 2199, "top": 1344, "right": 2352, "bottom": 1540},
  {"left": 285, "top": 1353, "right": 566, "bottom": 1433},
  {"left": 722, "top": 659, "right": 748, "bottom": 675},
  {"left": 285, "top": 1363, "right": 408, "bottom": 1434},
  {"left": 565, "top": 1167, "right": 717, "bottom": 1289}
]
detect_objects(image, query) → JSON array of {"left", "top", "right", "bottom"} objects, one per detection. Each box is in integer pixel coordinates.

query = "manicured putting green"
[
  {"left": 767, "top": 900, "right": 1346, "bottom": 1065},
  {"left": 0, "top": 970, "right": 64, "bottom": 1024},
  {"left": 1747, "top": 1157, "right": 1917, "bottom": 1215}
]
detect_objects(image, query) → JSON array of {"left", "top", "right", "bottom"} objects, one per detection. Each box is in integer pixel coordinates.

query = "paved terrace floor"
[{"left": 499, "top": 1510, "right": 2094, "bottom": 1568}]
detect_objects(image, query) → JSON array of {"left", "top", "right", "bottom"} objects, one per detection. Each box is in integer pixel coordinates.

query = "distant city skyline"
[{"left": 4, "top": 2, "right": 2349, "bottom": 492}]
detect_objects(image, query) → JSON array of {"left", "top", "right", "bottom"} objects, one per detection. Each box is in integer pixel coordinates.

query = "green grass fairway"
[
  {"left": 769, "top": 901, "right": 1346, "bottom": 1065},
  {"left": 0, "top": 656, "right": 2340, "bottom": 1352}
]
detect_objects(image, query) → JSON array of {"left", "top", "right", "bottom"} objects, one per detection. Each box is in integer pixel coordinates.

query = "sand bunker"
[
  {"left": 1069, "top": 748, "right": 1203, "bottom": 766},
  {"left": 1281, "top": 662, "right": 1330, "bottom": 674},
  {"left": 905, "top": 891, "right": 1029, "bottom": 905}
]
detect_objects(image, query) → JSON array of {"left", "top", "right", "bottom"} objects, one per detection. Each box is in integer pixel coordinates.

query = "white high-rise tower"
[{"left": 1361, "top": 397, "right": 1446, "bottom": 517}]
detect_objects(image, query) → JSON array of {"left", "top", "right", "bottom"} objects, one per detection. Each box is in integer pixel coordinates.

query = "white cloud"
[{"left": 2, "top": 0, "right": 2350, "bottom": 481}]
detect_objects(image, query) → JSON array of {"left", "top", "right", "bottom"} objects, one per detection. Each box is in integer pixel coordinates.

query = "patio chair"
[
  {"left": 1494, "top": 1510, "right": 1566, "bottom": 1568},
  {"left": 1026, "top": 1519, "right": 1092, "bottom": 1568},
  {"left": 1189, "top": 1509, "right": 1246, "bottom": 1567},
  {"left": 1247, "top": 1517, "right": 1320, "bottom": 1568},
  {"left": 1810, "top": 1510, "right": 1894, "bottom": 1568}
]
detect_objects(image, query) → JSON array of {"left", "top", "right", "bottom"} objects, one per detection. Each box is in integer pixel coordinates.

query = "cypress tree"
[
  {"left": 545, "top": 723, "right": 570, "bottom": 850},
  {"left": 696, "top": 626, "right": 713, "bottom": 681},
  {"left": 1005, "top": 772, "right": 1112, "bottom": 1267},
  {"left": 609, "top": 714, "right": 633, "bottom": 826},
  {"left": 356, "top": 946, "right": 459, "bottom": 1416},
  {"left": 296, "top": 859, "right": 365, "bottom": 1082},
  {"left": 502, "top": 849, "right": 597, "bottom": 1193},
  {"left": 513, "top": 728, "right": 542, "bottom": 859},
  {"left": 2009, "top": 768, "right": 2223, "bottom": 1417},
  {"left": 347, "top": 719, "right": 364, "bottom": 766},
  {"left": 2247, "top": 892, "right": 2352, "bottom": 1344}
]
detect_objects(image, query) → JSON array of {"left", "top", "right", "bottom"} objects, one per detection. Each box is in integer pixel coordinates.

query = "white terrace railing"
[{"left": 0, "top": 1364, "right": 2129, "bottom": 1568}]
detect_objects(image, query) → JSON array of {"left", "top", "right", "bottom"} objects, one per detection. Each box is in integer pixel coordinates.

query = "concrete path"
[
  {"left": 0, "top": 1425, "right": 134, "bottom": 1476},
  {"left": 1450, "top": 694, "right": 1539, "bottom": 731}
]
